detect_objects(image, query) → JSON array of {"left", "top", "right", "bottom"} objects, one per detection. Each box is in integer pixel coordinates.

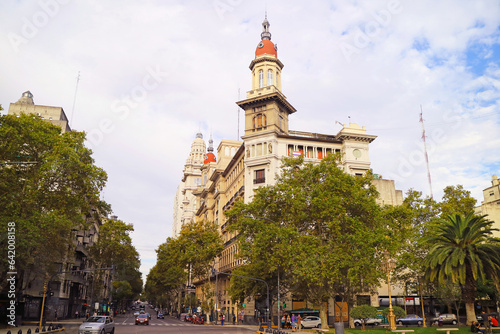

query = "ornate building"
[
  {"left": 475, "top": 175, "right": 500, "bottom": 237},
  {"left": 174, "top": 17, "right": 403, "bottom": 324}
]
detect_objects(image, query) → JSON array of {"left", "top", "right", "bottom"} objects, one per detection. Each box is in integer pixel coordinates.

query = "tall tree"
[
  {"left": 438, "top": 185, "right": 476, "bottom": 218},
  {"left": 89, "top": 218, "right": 142, "bottom": 305},
  {"left": 227, "top": 156, "right": 392, "bottom": 329},
  {"left": 0, "top": 114, "right": 108, "bottom": 293},
  {"left": 424, "top": 212, "right": 500, "bottom": 325}
]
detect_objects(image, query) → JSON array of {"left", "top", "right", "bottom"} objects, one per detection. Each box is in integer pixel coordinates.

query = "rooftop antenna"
[
  {"left": 237, "top": 88, "right": 241, "bottom": 139},
  {"left": 420, "top": 105, "right": 433, "bottom": 199},
  {"left": 70, "top": 71, "right": 80, "bottom": 126}
]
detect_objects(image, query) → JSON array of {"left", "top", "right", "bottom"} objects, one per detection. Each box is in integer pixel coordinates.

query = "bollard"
[
  {"left": 17, "top": 330, "right": 22, "bottom": 334},
  {"left": 42, "top": 326, "right": 46, "bottom": 332},
  {"left": 35, "top": 328, "right": 39, "bottom": 333},
  {"left": 27, "top": 329, "right": 31, "bottom": 334},
  {"left": 7, "top": 331, "right": 11, "bottom": 334}
]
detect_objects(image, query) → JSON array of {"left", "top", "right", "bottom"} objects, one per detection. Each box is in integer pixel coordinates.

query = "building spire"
[
  {"left": 208, "top": 133, "right": 214, "bottom": 153},
  {"left": 261, "top": 14, "right": 271, "bottom": 41}
]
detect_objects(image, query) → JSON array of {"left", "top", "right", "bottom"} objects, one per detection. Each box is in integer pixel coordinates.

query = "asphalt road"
[{"left": 60, "top": 314, "right": 257, "bottom": 334}]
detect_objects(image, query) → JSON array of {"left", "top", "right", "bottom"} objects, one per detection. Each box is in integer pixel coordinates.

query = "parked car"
[
  {"left": 135, "top": 313, "right": 149, "bottom": 325},
  {"left": 78, "top": 315, "right": 115, "bottom": 334},
  {"left": 396, "top": 314, "right": 424, "bottom": 326},
  {"left": 354, "top": 318, "right": 382, "bottom": 327},
  {"left": 301, "top": 316, "right": 322, "bottom": 329},
  {"left": 157, "top": 312, "right": 164, "bottom": 319},
  {"left": 432, "top": 313, "right": 458, "bottom": 325}
]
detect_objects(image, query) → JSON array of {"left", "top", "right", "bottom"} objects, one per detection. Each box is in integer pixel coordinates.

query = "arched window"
[
  {"left": 259, "top": 70, "right": 264, "bottom": 88},
  {"left": 267, "top": 70, "right": 273, "bottom": 86},
  {"left": 253, "top": 113, "right": 267, "bottom": 128}
]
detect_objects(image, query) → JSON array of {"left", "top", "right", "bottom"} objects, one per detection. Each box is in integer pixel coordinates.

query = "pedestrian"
[
  {"left": 238, "top": 312, "right": 243, "bottom": 325},
  {"left": 286, "top": 314, "right": 291, "bottom": 329},
  {"left": 482, "top": 311, "right": 492, "bottom": 334},
  {"left": 220, "top": 313, "right": 224, "bottom": 326},
  {"left": 281, "top": 315, "right": 286, "bottom": 328},
  {"left": 233, "top": 313, "right": 236, "bottom": 325},
  {"left": 472, "top": 321, "right": 485, "bottom": 334},
  {"left": 75, "top": 310, "right": 79, "bottom": 319},
  {"left": 297, "top": 314, "right": 302, "bottom": 332},
  {"left": 438, "top": 315, "right": 443, "bottom": 327},
  {"left": 291, "top": 313, "right": 297, "bottom": 332}
]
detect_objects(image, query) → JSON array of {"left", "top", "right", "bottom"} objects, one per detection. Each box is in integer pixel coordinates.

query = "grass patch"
[{"left": 297, "top": 326, "right": 489, "bottom": 334}]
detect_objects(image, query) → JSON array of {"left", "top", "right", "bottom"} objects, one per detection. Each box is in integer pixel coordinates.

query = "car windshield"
[
  {"left": 86, "top": 317, "right": 105, "bottom": 323},
  {"left": 138, "top": 314, "right": 147, "bottom": 318}
]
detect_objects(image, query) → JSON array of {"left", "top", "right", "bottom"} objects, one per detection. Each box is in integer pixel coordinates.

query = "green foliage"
[
  {"left": 382, "top": 306, "right": 405, "bottom": 319},
  {"left": 350, "top": 305, "right": 379, "bottom": 329},
  {"left": 145, "top": 220, "right": 223, "bottom": 311},
  {"left": 438, "top": 185, "right": 476, "bottom": 218},
  {"left": 89, "top": 218, "right": 142, "bottom": 303},
  {"left": 423, "top": 212, "right": 500, "bottom": 324},
  {"left": 227, "top": 155, "right": 392, "bottom": 329},
  {"left": 0, "top": 114, "right": 108, "bottom": 292}
]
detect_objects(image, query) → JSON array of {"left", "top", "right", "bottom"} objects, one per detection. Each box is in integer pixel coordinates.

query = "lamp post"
[{"left": 383, "top": 251, "right": 396, "bottom": 330}]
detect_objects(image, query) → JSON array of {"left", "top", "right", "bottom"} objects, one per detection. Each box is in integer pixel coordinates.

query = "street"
[{"left": 60, "top": 314, "right": 257, "bottom": 334}]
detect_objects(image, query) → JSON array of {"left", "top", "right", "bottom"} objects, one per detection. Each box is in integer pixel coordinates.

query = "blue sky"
[{"left": 1, "top": 0, "right": 499, "bottom": 279}]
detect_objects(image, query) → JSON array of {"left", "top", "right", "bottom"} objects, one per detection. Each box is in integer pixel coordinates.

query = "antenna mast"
[
  {"left": 70, "top": 71, "right": 80, "bottom": 126},
  {"left": 237, "top": 88, "right": 240, "bottom": 139},
  {"left": 420, "top": 105, "right": 433, "bottom": 199}
]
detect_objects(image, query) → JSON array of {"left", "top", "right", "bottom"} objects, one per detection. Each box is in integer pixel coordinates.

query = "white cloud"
[{"left": 1, "top": 0, "right": 499, "bottom": 280}]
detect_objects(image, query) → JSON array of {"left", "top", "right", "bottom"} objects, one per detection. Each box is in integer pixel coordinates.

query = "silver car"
[
  {"left": 301, "top": 316, "right": 322, "bottom": 329},
  {"left": 78, "top": 315, "right": 115, "bottom": 334}
]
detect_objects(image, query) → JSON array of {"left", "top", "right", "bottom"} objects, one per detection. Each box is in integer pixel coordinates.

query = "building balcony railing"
[{"left": 253, "top": 177, "right": 265, "bottom": 184}]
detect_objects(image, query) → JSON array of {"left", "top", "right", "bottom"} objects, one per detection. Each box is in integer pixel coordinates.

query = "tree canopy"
[
  {"left": 0, "top": 114, "right": 108, "bottom": 293},
  {"left": 227, "top": 155, "right": 393, "bottom": 329}
]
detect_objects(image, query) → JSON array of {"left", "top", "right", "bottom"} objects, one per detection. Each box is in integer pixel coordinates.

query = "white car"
[
  {"left": 78, "top": 315, "right": 115, "bottom": 334},
  {"left": 301, "top": 316, "right": 322, "bottom": 328},
  {"left": 354, "top": 318, "right": 382, "bottom": 327}
]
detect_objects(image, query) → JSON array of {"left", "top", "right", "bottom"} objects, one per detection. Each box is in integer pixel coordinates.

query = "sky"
[{"left": 1, "top": 0, "right": 499, "bottom": 280}]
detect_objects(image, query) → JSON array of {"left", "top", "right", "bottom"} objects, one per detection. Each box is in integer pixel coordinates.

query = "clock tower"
[{"left": 237, "top": 16, "right": 296, "bottom": 138}]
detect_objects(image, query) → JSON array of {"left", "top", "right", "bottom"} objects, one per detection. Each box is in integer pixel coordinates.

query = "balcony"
[{"left": 253, "top": 177, "right": 265, "bottom": 184}]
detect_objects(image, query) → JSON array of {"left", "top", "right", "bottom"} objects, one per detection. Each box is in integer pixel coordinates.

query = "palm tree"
[{"left": 424, "top": 212, "right": 500, "bottom": 325}]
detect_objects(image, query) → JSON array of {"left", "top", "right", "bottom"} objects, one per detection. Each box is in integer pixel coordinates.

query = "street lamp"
[{"left": 383, "top": 251, "right": 396, "bottom": 330}]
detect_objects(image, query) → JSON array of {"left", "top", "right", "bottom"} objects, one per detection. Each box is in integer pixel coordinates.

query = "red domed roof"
[
  {"left": 204, "top": 152, "right": 216, "bottom": 164},
  {"left": 255, "top": 39, "right": 277, "bottom": 57}
]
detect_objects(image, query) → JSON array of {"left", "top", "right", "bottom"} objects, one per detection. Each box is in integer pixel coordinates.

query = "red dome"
[
  {"left": 255, "top": 39, "right": 277, "bottom": 57},
  {"left": 204, "top": 152, "right": 216, "bottom": 164}
]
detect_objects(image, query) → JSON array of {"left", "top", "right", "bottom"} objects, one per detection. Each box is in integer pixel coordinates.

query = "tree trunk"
[
  {"left": 465, "top": 302, "right": 476, "bottom": 325},
  {"left": 319, "top": 303, "right": 329, "bottom": 329}
]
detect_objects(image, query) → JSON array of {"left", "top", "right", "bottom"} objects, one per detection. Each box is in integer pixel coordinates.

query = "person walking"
[
  {"left": 482, "top": 311, "right": 492, "bottom": 334},
  {"left": 291, "top": 313, "right": 297, "bottom": 332},
  {"left": 286, "top": 314, "right": 291, "bottom": 329},
  {"left": 220, "top": 313, "right": 224, "bottom": 326},
  {"left": 75, "top": 310, "right": 79, "bottom": 319},
  {"left": 297, "top": 314, "right": 302, "bottom": 332},
  {"left": 54, "top": 310, "right": 58, "bottom": 321}
]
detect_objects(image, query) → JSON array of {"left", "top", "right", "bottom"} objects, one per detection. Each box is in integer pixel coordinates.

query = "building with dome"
[
  {"left": 173, "top": 16, "right": 403, "bottom": 324},
  {"left": 8, "top": 91, "right": 71, "bottom": 133}
]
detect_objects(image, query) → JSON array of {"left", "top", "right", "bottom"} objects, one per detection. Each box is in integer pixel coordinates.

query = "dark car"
[
  {"left": 157, "top": 312, "right": 164, "bottom": 319},
  {"left": 136, "top": 313, "right": 149, "bottom": 325},
  {"left": 396, "top": 314, "right": 424, "bottom": 326}
]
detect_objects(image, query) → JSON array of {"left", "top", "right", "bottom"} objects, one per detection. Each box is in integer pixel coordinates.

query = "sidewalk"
[{"left": 0, "top": 318, "right": 82, "bottom": 334}]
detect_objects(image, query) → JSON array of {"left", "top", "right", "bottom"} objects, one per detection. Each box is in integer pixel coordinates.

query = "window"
[
  {"left": 259, "top": 70, "right": 264, "bottom": 88},
  {"left": 253, "top": 113, "right": 267, "bottom": 128},
  {"left": 267, "top": 69, "right": 273, "bottom": 86},
  {"left": 254, "top": 169, "right": 265, "bottom": 184}
]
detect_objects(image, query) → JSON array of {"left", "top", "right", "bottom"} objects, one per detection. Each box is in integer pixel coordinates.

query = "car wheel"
[
  {"left": 317, "top": 324, "right": 321, "bottom": 328},
  {"left": 398, "top": 321, "right": 403, "bottom": 325},
  {"left": 452, "top": 320, "right": 457, "bottom": 325},
  {"left": 418, "top": 321, "right": 422, "bottom": 326},
  {"left": 110, "top": 329, "right": 115, "bottom": 334},
  {"left": 355, "top": 322, "right": 361, "bottom": 327},
  {"left": 374, "top": 322, "right": 380, "bottom": 326}
]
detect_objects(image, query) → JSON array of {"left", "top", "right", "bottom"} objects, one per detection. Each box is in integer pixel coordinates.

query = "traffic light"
[
  {"left": 242, "top": 303, "right": 245, "bottom": 308},
  {"left": 283, "top": 303, "right": 286, "bottom": 309}
]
